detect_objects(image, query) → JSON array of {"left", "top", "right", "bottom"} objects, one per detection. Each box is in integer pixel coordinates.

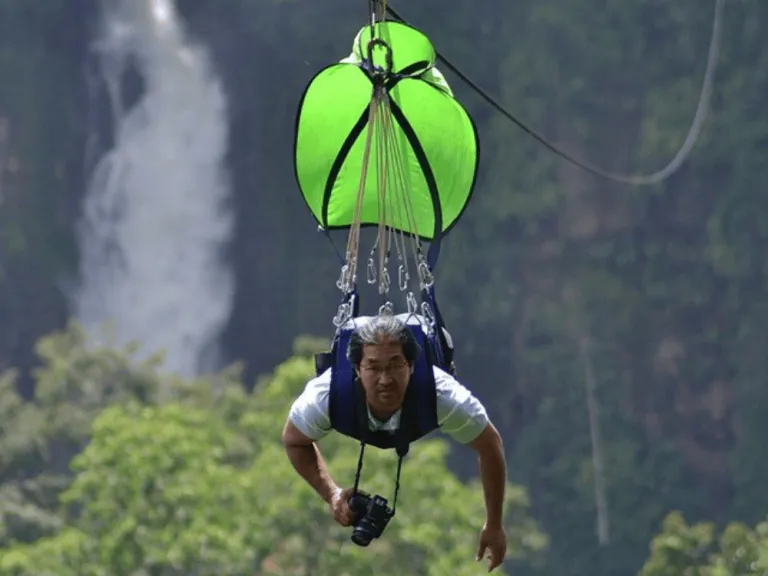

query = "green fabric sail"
[{"left": 293, "top": 21, "right": 479, "bottom": 241}]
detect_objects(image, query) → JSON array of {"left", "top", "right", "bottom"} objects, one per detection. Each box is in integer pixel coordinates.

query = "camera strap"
[{"left": 351, "top": 440, "right": 406, "bottom": 513}]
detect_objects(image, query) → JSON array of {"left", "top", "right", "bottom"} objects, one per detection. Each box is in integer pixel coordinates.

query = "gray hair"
[{"left": 347, "top": 315, "right": 421, "bottom": 366}]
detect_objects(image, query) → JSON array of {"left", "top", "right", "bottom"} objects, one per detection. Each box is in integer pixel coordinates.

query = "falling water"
[{"left": 74, "top": 0, "right": 234, "bottom": 378}]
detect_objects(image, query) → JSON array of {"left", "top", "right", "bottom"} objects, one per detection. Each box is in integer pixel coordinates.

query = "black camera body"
[{"left": 348, "top": 490, "right": 395, "bottom": 547}]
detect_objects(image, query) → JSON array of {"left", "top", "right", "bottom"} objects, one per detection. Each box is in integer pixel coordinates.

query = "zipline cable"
[{"left": 386, "top": 0, "right": 724, "bottom": 186}]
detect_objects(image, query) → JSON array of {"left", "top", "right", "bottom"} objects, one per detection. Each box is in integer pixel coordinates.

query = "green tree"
[
  {"left": 640, "top": 511, "right": 768, "bottom": 576},
  {"left": 0, "top": 321, "right": 170, "bottom": 546}
]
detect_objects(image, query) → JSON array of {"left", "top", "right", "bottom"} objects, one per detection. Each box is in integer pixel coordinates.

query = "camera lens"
[{"left": 351, "top": 526, "right": 374, "bottom": 547}]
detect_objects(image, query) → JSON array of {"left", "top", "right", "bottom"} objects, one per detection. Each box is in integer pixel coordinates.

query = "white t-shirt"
[{"left": 288, "top": 365, "right": 489, "bottom": 445}]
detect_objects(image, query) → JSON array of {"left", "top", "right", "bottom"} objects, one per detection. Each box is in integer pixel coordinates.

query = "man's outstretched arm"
[
  {"left": 282, "top": 419, "right": 339, "bottom": 504},
  {"left": 469, "top": 422, "right": 506, "bottom": 529},
  {"left": 436, "top": 369, "right": 507, "bottom": 532},
  {"left": 469, "top": 422, "right": 508, "bottom": 571}
]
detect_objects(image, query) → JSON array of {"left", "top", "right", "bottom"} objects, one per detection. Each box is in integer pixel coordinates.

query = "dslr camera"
[{"left": 348, "top": 490, "right": 394, "bottom": 547}]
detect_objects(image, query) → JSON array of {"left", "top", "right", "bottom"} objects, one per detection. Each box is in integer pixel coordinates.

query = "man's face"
[{"left": 355, "top": 337, "right": 413, "bottom": 417}]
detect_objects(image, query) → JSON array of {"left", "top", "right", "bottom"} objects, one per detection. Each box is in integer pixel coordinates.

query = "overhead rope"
[
  {"left": 0, "top": 117, "right": 8, "bottom": 208},
  {"left": 386, "top": 0, "right": 725, "bottom": 186}
]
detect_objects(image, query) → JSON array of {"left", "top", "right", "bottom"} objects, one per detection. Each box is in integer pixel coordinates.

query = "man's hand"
[
  {"left": 476, "top": 522, "right": 507, "bottom": 572},
  {"left": 329, "top": 487, "right": 356, "bottom": 527}
]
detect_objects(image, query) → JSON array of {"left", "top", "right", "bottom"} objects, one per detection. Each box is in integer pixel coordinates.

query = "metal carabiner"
[
  {"left": 398, "top": 264, "right": 409, "bottom": 291},
  {"left": 366, "top": 38, "right": 393, "bottom": 81}
]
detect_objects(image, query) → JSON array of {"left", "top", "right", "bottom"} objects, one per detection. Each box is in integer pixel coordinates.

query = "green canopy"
[{"left": 293, "top": 21, "right": 479, "bottom": 242}]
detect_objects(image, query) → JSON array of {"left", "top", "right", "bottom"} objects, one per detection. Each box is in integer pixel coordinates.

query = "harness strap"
[
  {"left": 420, "top": 284, "right": 454, "bottom": 373},
  {"left": 426, "top": 233, "right": 443, "bottom": 272}
]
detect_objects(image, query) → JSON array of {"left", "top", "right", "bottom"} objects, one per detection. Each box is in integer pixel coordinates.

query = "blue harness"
[
  {"left": 325, "top": 319, "right": 441, "bottom": 452},
  {"left": 313, "top": 287, "right": 455, "bottom": 454}
]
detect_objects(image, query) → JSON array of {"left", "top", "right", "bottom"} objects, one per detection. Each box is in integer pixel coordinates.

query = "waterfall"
[{"left": 74, "top": 0, "right": 234, "bottom": 378}]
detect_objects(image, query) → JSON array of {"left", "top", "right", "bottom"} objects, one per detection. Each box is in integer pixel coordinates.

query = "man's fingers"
[
  {"left": 330, "top": 487, "right": 366, "bottom": 528},
  {"left": 339, "top": 489, "right": 355, "bottom": 521},
  {"left": 337, "top": 508, "right": 352, "bottom": 525},
  {"left": 332, "top": 498, "right": 355, "bottom": 527},
  {"left": 487, "top": 543, "right": 506, "bottom": 572},
  {"left": 340, "top": 501, "right": 354, "bottom": 522},
  {"left": 476, "top": 539, "right": 487, "bottom": 562},
  {"left": 331, "top": 497, "right": 350, "bottom": 527},
  {"left": 334, "top": 510, "right": 352, "bottom": 527},
  {"left": 487, "top": 553, "right": 500, "bottom": 572}
]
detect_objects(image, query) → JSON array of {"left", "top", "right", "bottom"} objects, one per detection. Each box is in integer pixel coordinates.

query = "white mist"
[{"left": 74, "top": 0, "right": 234, "bottom": 378}]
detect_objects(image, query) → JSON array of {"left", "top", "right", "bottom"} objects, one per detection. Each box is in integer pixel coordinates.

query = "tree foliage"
[{"left": 640, "top": 511, "right": 768, "bottom": 576}]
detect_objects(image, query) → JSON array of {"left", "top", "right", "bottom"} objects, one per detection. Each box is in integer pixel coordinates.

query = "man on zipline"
[{"left": 282, "top": 313, "right": 508, "bottom": 572}]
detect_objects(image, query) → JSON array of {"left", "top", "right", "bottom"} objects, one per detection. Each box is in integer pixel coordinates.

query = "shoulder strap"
[
  {"left": 420, "top": 285, "right": 455, "bottom": 373},
  {"left": 394, "top": 384, "right": 418, "bottom": 458},
  {"left": 353, "top": 378, "right": 372, "bottom": 442}
]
